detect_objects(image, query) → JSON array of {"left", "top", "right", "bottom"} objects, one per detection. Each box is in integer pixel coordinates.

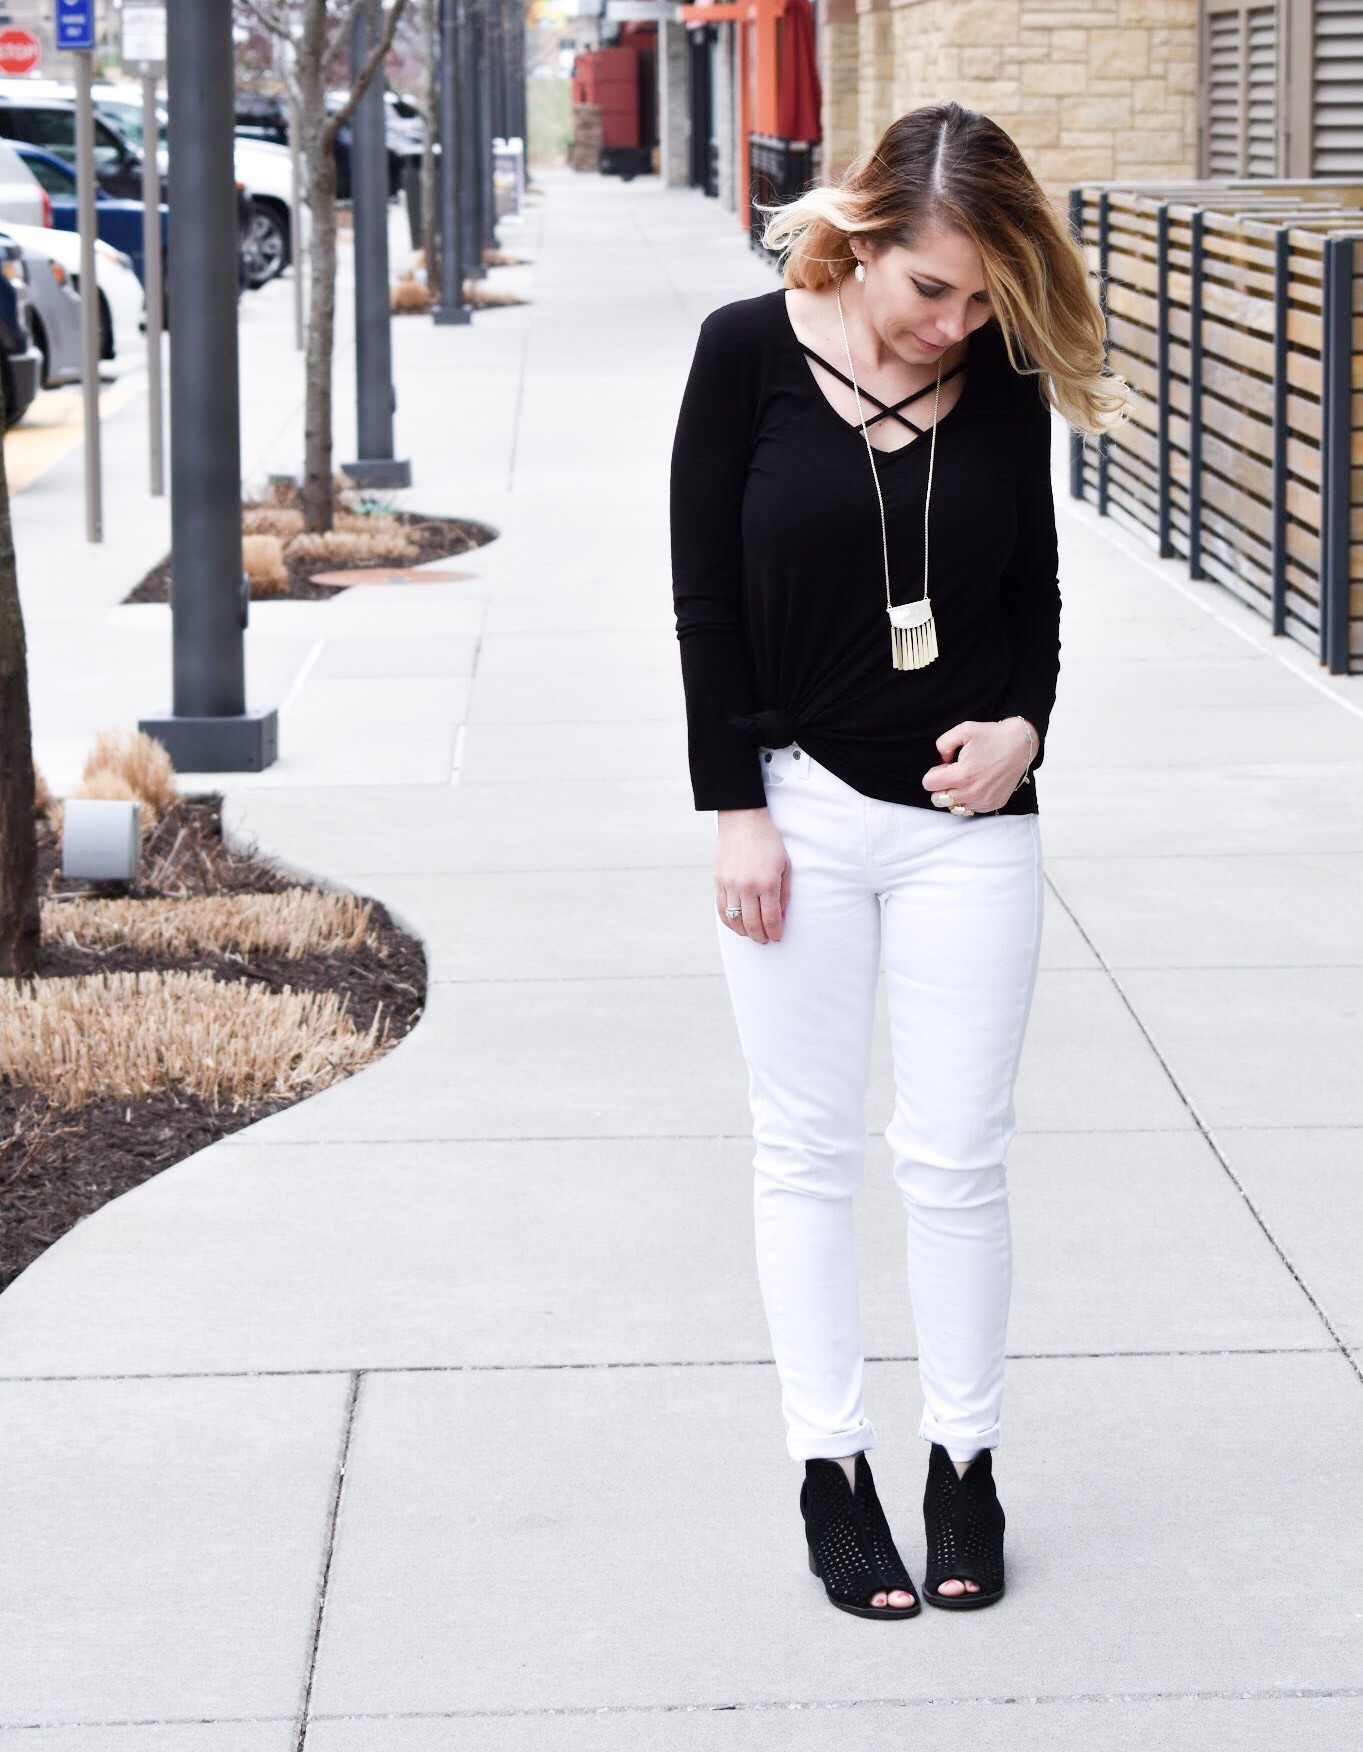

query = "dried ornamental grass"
[
  {"left": 392, "top": 274, "right": 431, "bottom": 314},
  {"left": 0, "top": 970, "right": 389, "bottom": 1110},
  {"left": 32, "top": 764, "right": 52, "bottom": 817},
  {"left": 83, "top": 729, "right": 177, "bottom": 815},
  {"left": 41, "top": 889, "right": 378, "bottom": 958},
  {"left": 465, "top": 282, "right": 523, "bottom": 309},
  {"left": 285, "top": 529, "right": 420, "bottom": 567},
  {"left": 332, "top": 511, "right": 407, "bottom": 538},
  {"left": 242, "top": 534, "right": 290, "bottom": 597},
  {"left": 242, "top": 505, "right": 305, "bottom": 540}
]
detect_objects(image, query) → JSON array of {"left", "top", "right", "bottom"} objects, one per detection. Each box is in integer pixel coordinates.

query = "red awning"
[{"left": 776, "top": 0, "right": 822, "bottom": 146}]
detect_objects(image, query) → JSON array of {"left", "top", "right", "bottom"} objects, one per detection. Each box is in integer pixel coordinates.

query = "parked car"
[
  {"left": 0, "top": 135, "right": 47, "bottom": 227},
  {"left": 88, "top": 82, "right": 165, "bottom": 159},
  {"left": 232, "top": 138, "right": 297, "bottom": 287},
  {"left": 0, "top": 92, "right": 149, "bottom": 200},
  {"left": 1, "top": 219, "right": 144, "bottom": 365},
  {"left": 0, "top": 223, "right": 82, "bottom": 388},
  {"left": 235, "top": 85, "right": 424, "bottom": 201},
  {"left": 77, "top": 85, "right": 291, "bottom": 289},
  {"left": 12, "top": 145, "right": 168, "bottom": 288},
  {"left": 0, "top": 237, "right": 43, "bottom": 425}
]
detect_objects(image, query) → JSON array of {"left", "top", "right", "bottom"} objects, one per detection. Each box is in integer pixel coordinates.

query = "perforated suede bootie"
[
  {"left": 800, "top": 1454, "right": 920, "bottom": 1620},
  {"left": 922, "top": 1441, "right": 1006, "bottom": 1609}
]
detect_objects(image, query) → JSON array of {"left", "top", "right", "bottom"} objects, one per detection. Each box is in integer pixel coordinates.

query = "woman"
[{"left": 669, "top": 103, "right": 1127, "bottom": 1620}]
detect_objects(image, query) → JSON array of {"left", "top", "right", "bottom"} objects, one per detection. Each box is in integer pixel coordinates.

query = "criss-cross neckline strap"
[{"left": 798, "top": 342, "right": 966, "bottom": 435}]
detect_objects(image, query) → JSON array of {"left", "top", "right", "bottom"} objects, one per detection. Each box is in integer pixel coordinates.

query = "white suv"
[{"left": 0, "top": 135, "right": 48, "bottom": 227}]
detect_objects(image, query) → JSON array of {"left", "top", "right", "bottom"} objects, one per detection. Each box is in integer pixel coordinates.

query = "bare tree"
[
  {"left": 0, "top": 368, "right": 39, "bottom": 981},
  {"left": 237, "top": 0, "right": 411, "bottom": 533},
  {"left": 417, "top": 0, "right": 439, "bottom": 285}
]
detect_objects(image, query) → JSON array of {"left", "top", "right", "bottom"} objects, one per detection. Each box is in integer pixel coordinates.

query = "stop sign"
[{"left": 0, "top": 29, "right": 41, "bottom": 77}]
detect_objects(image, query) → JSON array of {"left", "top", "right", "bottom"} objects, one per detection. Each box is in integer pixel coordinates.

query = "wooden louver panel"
[
  {"left": 1245, "top": 8, "right": 1279, "bottom": 173},
  {"left": 1203, "top": 2, "right": 1280, "bottom": 177},
  {"left": 1313, "top": 0, "right": 1363, "bottom": 174}
]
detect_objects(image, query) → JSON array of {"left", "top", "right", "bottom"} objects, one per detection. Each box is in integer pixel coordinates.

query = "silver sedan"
[{"left": 0, "top": 225, "right": 82, "bottom": 388}]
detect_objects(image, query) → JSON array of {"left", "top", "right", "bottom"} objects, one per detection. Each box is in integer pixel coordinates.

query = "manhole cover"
[{"left": 308, "top": 567, "right": 477, "bottom": 587}]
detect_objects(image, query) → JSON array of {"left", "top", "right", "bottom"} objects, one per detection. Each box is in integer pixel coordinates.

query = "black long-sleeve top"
[{"left": 669, "top": 288, "right": 1062, "bottom": 815}]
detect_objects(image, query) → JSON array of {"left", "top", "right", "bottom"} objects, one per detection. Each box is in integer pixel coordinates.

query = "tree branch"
[
  {"left": 237, "top": 0, "right": 295, "bottom": 40},
  {"left": 323, "top": 0, "right": 369, "bottom": 69},
  {"left": 323, "top": 0, "right": 411, "bottom": 143}
]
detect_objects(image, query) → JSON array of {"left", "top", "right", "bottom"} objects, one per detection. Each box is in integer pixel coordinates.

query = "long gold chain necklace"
[{"left": 834, "top": 276, "right": 943, "bottom": 670}]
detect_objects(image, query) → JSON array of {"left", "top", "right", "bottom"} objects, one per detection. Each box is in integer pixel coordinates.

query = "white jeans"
[{"left": 716, "top": 744, "right": 1044, "bottom": 1465}]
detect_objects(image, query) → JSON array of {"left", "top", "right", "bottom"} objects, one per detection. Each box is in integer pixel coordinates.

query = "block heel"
[{"left": 800, "top": 1454, "right": 921, "bottom": 1621}]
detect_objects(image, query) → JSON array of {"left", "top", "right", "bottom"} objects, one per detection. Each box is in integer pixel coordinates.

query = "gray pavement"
[{"left": 2, "top": 167, "right": 1362, "bottom": 1746}]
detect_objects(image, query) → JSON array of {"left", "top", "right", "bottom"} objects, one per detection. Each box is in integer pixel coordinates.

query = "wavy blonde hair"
[{"left": 760, "top": 103, "right": 1131, "bottom": 438}]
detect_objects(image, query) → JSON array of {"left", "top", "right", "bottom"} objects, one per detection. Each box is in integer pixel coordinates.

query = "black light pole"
[
  {"left": 461, "top": 0, "right": 485, "bottom": 281},
  {"left": 141, "top": 0, "right": 276, "bottom": 772},
  {"left": 475, "top": 0, "right": 497, "bottom": 257},
  {"left": 488, "top": 0, "right": 504, "bottom": 140},
  {"left": 508, "top": 0, "right": 529, "bottom": 189},
  {"left": 433, "top": 0, "right": 471, "bottom": 324},
  {"left": 344, "top": 0, "right": 411, "bottom": 488}
]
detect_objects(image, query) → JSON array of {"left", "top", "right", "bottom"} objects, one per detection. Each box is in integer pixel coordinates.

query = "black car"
[
  {"left": 0, "top": 240, "right": 43, "bottom": 427},
  {"left": 234, "top": 88, "right": 423, "bottom": 200},
  {"left": 0, "top": 97, "right": 151, "bottom": 201}
]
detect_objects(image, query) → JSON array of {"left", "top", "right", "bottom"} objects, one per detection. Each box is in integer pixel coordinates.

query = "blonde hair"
[{"left": 759, "top": 103, "right": 1131, "bottom": 438}]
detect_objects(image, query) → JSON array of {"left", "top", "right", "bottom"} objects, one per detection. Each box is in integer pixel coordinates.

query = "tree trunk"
[
  {"left": 298, "top": 13, "right": 336, "bottom": 536},
  {"left": 287, "top": 0, "right": 410, "bottom": 533},
  {"left": 0, "top": 368, "right": 40, "bottom": 981},
  {"left": 302, "top": 139, "right": 339, "bottom": 533}
]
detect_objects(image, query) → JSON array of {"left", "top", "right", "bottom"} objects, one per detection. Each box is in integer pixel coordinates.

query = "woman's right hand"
[{"left": 716, "top": 807, "right": 791, "bottom": 944}]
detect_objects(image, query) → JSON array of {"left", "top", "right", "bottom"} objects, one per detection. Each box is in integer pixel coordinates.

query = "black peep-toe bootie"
[
  {"left": 800, "top": 1454, "right": 921, "bottom": 1620},
  {"left": 922, "top": 1441, "right": 1006, "bottom": 1610}
]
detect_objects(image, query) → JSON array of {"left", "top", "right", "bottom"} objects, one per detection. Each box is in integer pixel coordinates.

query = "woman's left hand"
[{"left": 922, "top": 718, "right": 1036, "bottom": 815}]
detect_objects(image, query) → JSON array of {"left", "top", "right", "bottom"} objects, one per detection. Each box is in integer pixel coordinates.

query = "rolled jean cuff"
[
  {"left": 787, "top": 1417, "right": 877, "bottom": 1464},
  {"left": 918, "top": 1409, "right": 1000, "bottom": 1463}
]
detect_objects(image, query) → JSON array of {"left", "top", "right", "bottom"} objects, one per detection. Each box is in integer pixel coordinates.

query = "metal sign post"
[
  {"left": 274, "top": 32, "right": 305, "bottom": 352},
  {"left": 122, "top": 4, "right": 166, "bottom": 498},
  {"left": 68, "top": 15, "right": 102, "bottom": 544}
]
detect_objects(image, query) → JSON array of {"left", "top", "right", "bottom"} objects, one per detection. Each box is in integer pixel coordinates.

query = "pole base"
[
  {"left": 139, "top": 708, "right": 279, "bottom": 774},
  {"left": 341, "top": 457, "right": 413, "bottom": 489},
  {"left": 432, "top": 304, "right": 473, "bottom": 326}
]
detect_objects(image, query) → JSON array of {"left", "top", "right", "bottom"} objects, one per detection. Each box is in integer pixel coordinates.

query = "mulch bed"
[
  {"left": 0, "top": 797, "right": 427, "bottom": 1294},
  {"left": 124, "top": 509, "right": 494, "bottom": 603}
]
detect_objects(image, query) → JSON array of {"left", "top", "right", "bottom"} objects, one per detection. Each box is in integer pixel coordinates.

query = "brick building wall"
[{"left": 819, "top": 0, "right": 1198, "bottom": 199}]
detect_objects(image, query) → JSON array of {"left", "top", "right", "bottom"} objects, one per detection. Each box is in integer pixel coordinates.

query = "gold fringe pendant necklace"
[{"left": 835, "top": 275, "right": 943, "bottom": 671}]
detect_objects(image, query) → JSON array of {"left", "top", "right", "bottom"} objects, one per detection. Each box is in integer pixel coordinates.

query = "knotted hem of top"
[{"left": 733, "top": 707, "right": 800, "bottom": 751}]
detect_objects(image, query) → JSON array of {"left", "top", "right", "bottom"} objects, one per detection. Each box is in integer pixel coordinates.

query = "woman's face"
[{"left": 853, "top": 225, "right": 994, "bottom": 363}]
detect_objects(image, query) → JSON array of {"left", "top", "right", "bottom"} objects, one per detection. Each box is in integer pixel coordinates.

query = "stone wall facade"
[
  {"left": 820, "top": 0, "right": 1199, "bottom": 200},
  {"left": 658, "top": 19, "right": 692, "bottom": 189}
]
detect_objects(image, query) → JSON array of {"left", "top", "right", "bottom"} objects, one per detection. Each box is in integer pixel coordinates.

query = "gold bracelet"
[{"left": 1002, "top": 716, "right": 1036, "bottom": 793}]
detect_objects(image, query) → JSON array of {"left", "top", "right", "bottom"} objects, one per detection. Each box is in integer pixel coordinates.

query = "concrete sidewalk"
[{"left": 2, "top": 167, "right": 1363, "bottom": 1748}]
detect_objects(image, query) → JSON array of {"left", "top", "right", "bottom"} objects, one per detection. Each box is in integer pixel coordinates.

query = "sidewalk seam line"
[
  {"left": 303, "top": 1683, "right": 1363, "bottom": 1720},
  {"left": 1044, "top": 874, "right": 1363, "bottom": 1391},
  {"left": 0, "top": 1347, "right": 1336, "bottom": 1386},
  {"left": 296, "top": 1371, "right": 360, "bottom": 1752}
]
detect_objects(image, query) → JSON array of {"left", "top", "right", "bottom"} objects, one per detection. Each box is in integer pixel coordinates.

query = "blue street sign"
[{"left": 55, "top": 0, "right": 96, "bottom": 52}]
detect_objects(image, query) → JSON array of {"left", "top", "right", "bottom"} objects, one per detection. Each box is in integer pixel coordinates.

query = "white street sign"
[{"left": 122, "top": 4, "right": 167, "bottom": 68}]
